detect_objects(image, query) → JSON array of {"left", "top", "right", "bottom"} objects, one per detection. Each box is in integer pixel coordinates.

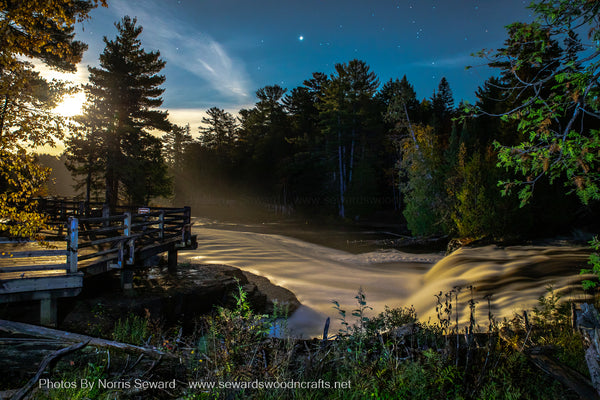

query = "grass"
[{"left": 28, "top": 286, "right": 589, "bottom": 399}]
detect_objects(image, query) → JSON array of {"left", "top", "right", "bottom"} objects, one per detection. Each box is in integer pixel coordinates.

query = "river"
[{"left": 177, "top": 220, "right": 591, "bottom": 337}]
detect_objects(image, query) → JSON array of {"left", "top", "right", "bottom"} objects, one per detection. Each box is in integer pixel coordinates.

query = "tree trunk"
[{"left": 0, "top": 93, "right": 9, "bottom": 139}]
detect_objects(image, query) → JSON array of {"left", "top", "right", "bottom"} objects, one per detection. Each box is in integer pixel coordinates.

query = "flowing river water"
[{"left": 177, "top": 221, "right": 592, "bottom": 337}]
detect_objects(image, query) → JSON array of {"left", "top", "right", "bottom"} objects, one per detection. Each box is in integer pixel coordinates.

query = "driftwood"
[
  {"left": 10, "top": 340, "right": 89, "bottom": 400},
  {"left": 499, "top": 327, "right": 600, "bottom": 400},
  {"left": 0, "top": 319, "right": 177, "bottom": 360},
  {"left": 526, "top": 346, "right": 600, "bottom": 400},
  {"left": 576, "top": 303, "right": 600, "bottom": 398}
]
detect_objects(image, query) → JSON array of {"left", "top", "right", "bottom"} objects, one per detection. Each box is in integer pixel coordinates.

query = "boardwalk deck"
[{"left": 0, "top": 199, "right": 197, "bottom": 326}]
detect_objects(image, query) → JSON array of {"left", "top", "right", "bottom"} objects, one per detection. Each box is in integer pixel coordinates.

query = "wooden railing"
[
  {"left": 2, "top": 202, "right": 193, "bottom": 276},
  {"left": 72, "top": 207, "right": 193, "bottom": 269},
  {"left": 1, "top": 200, "right": 196, "bottom": 326},
  {"left": 0, "top": 248, "right": 75, "bottom": 274}
]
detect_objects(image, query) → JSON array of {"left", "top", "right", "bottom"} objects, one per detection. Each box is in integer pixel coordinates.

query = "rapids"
[{"left": 178, "top": 223, "right": 591, "bottom": 337}]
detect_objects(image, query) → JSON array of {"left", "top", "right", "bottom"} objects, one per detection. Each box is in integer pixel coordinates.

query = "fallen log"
[
  {"left": 526, "top": 347, "right": 600, "bottom": 400},
  {"left": 498, "top": 329, "right": 600, "bottom": 400},
  {"left": 10, "top": 340, "right": 89, "bottom": 400},
  {"left": 0, "top": 319, "right": 177, "bottom": 360}
]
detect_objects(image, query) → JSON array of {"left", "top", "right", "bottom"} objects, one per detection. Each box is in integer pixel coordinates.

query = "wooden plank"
[
  {"left": 78, "top": 214, "right": 126, "bottom": 223},
  {"left": 77, "top": 247, "right": 119, "bottom": 261},
  {"left": 0, "top": 274, "right": 83, "bottom": 295},
  {"left": 0, "top": 250, "right": 68, "bottom": 258},
  {"left": 130, "top": 220, "right": 161, "bottom": 229},
  {"left": 79, "top": 234, "right": 128, "bottom": 248},
  {"left": 79, "top": 224, "right": 123, "bottom": 236},
  {"left": 0, "top": 264, "right": 67, "bottom": 273},
  {"left": 0, "top": 288, "right": 82, "bottom": 303}
]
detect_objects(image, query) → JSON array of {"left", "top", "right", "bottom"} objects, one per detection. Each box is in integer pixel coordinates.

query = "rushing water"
[{"left": 178, "top": 222, "right": 591, "bottom": 337}]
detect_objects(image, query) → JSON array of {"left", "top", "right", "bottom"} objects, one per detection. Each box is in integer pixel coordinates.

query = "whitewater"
[{"left": 178, "top": 224, "right": 590, "bottom": 337}]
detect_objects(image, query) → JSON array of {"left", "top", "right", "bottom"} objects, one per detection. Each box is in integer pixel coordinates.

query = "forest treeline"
[
  {"left": 62, "top": 15, "right": 595, "bottom": 240},
  {"left": 155, "top": 64, "right": 590, "bottom": 240}
]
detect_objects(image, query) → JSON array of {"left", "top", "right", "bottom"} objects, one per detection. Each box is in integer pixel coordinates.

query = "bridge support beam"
[
  {"left": 121, "top": 269, "right": 134, "bottom": 290},
  {"left": 40, "top": 296, "right": 57, "bottom": 327},
  {"left": 168, "top": 249, "right": 177, "bottom": 273}
]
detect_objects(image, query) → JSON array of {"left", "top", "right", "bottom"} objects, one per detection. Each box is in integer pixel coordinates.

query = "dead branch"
[
  {"left": 10, "top": 340, "right": 89, "bottom": 400},
  {"left": 0, "top": 319, "right": 177, "bottom": 360}
]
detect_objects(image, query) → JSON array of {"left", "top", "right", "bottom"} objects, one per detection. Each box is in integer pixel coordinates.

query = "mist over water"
[{"left": 178, "top": 222, "right": 591, "bottom": 337}]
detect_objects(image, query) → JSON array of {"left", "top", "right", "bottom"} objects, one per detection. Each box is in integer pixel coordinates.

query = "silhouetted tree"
[{"left": 79, "top": 16, "right": 172, "bottom": 208}]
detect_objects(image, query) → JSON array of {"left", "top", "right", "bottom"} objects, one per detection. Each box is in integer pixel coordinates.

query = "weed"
[{"left": 112, "top": 313, "right": 150, "bottom": 346}]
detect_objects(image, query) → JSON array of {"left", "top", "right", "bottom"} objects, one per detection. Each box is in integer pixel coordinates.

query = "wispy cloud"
[
  {"left": 109, "top": 0, "right": 252, "bottom": 104},
  {"left": 410, "top": 53, "right": 477, "bottom": 69}
]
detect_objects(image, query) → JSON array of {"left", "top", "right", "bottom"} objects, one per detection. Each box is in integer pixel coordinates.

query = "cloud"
[
  {"left": 109, "top": 0, "right": 252, "bottom": 104},
  {"left": 410, "top": 54, "right": 477, "bottom": 69}
]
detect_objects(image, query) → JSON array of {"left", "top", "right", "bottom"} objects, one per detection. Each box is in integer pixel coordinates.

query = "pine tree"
[
  {"left": 319, "top": 59, "right": 379, "bottom": 217},
  {"left": 430, "top": 77, "right": 455, "bottom": 145},
  {"left": 78, "top": 16, "right": 172, "bottom": 208},
  {"left": 163, "top": 124, "right": 194, "bottom": 204},
  {"left": 199, "top": 108, "right": 238, "bottom": 151}
]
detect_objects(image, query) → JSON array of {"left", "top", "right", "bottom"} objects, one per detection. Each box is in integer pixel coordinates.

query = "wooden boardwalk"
[{"left": 0, "top": 198, "right": 197, "bottom": 326}]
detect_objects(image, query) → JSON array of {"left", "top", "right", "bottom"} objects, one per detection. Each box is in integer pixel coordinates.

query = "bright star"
[{"left": 299, "top": 35, "right": 304, "bottom": 41}]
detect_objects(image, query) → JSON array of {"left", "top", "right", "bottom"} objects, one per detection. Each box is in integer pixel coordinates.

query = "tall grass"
[{"left": 31, "top": 286, "right": 588, "bottom": 399}]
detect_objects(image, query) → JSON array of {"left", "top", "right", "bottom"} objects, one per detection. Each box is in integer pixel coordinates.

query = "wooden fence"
[{"left": 0, "top": 199, "right": 197, "bottom": 326}]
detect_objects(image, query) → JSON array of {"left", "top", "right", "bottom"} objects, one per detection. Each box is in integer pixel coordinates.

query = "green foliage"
[
  {"left": 0, "top": 1, "right": 104, "bottom": 239},
  {"left": 21, "top": 286, "right": 587, "bottom": 399},
  {"left": 582, "top": 236, "right": 600, "bottom": 289},
  {"left": 400, "top": 124, "right": 452, "bottom": 236},
  {"left": 479, "top": 1, "right": 600, "bottom": 205},
  {"left": 36, "top": 362, "right": 108, "bottom": 400},
  {"left": 112, "top": 314, "right": 150, "bottom": 346},
  {"left": 449, "top": 145, "right": 498, "bottom": 238}
]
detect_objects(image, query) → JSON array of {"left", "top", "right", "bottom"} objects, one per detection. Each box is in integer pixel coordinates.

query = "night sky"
[{"left": 50, "top": 0, "right": 535, "bottom": 129}]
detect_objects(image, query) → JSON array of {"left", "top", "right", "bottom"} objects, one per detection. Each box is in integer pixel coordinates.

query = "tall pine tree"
[{"left": 77, "top": 16, "right": 172, "bottom": 208}]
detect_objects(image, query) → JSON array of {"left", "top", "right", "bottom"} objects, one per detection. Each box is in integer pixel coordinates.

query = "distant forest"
[
  {"left": 152, "top": 63, "right": 594, "bottom": 239},
  {"left": 42, "top": 6, "right": 600, "bottom": 241},
  {"left": 54, "top": 56, "right": 594, "bottom": 240}
]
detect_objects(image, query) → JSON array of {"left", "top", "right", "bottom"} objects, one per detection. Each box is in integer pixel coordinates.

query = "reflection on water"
[{"left": 179, "top": 223, "right": 590, "bottom": 337}]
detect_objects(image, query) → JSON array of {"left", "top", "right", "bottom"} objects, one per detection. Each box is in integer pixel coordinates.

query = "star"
[{"left": 299, "top": 35, "right": 304, "bottom": 41}]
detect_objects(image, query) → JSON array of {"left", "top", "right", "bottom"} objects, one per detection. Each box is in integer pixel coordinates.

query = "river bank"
[{"left": 0, "top": 263, "right": 300, "bottom": 337}]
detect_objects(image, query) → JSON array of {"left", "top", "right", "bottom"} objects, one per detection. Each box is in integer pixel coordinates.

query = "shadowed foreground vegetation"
[{"left": 10, "top": 285, "right": 592, "bottom": 400}]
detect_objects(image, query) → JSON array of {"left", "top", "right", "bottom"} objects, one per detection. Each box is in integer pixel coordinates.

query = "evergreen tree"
[
  {"left": 237, "top": 85, "right": 290, "bottom": 196},
  {"left": 319, "top": 59, "right": 379, "bottom": 217},
  {"left": 430, "top": 77, "right": 455, "bottom": 145},
  {"left": 164, "top": 123, "right": 194, "bottom": 170},
  {"left": 163, "top": 124, "right": 194, "bottom": 204},
  {"left": 77, "top": 16, "right": 172, "bottom": 208},
  {"left": 199, "top": 107, "right": 238, "bottom": 151}
]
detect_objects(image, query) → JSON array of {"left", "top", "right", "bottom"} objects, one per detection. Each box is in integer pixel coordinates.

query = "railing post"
[
  {"left": 159, "top": 210, "right": 165, "bottom": 240},
  {"left": 102, "top": 204, "right": 110, "bottom": 228},
  {"left": 183, "top": 206, "right": 191, "bottom": 244},
  {"left": 78, "top": 201, "right": 85, "bottom": 217},
  {"left": 124, "top": 212, "right": 134, "bottom": 265},
  {"left": 66, "top": 217, "right": 78, "bottom": 273}
]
